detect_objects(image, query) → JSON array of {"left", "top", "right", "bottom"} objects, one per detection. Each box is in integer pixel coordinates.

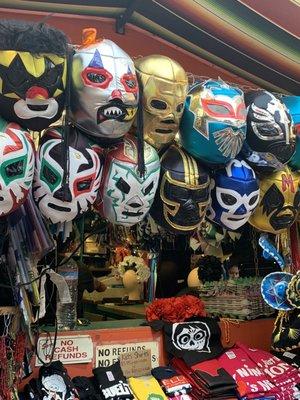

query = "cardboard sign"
[
  {"left": 96, "top": 341, "right": 159, "bottom": 368},
  {"left": 120, "top": 349, "right": 152, "bottom": 377},
  {"left": 36, "top": 335, "right": 93, "bottom": 366}
]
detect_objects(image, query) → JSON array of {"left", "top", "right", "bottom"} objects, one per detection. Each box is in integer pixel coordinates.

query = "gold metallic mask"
[
  {"left": 135, "top": 55, "right": 188, "bottom": 150},
  {"left": 249, "top": 167, "right": 300, "bottom": 234}
]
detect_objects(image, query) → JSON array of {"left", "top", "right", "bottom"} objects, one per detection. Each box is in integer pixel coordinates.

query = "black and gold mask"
[
  {"left": 0, "top": 20, "right": 67, "bottom": 131},
  {"left": 249, "top": 166, "right": 300, "bottom": 234},
  {"left": 150, "top": 145, "right": 210, "bottom": 234}
]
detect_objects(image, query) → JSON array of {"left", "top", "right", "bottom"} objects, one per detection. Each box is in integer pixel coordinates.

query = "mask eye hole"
[
  {"left": 121, "top": 73, "right": 138, "bottom": 93},
  {"left": 42, "top": 164, "right": 58, "bottom": 184},
  {"left": 77, "top": 179, "right": 92, "bottom": 191},
  {"left": 81, "top": 67, "right": 113, "bottom": 88},
  {"left": 87, "top": 72, "right": 106, "bottom": 84},
  {"left": 249, "top": 194, "right": 259, "bottom": 206},
  {"left": 143, "top": 181, "right": 154, "bottom": 195},
  {"left": 176, "top": 103, "right": 184, "bottom": 113},
  {"left": 221, "top": 193, "right": 237, "bottom": 206},
  {"left": 5, "top": 160, "right": 24, "bottom": 177},
  {"left": 150, "top": 99, "right": 167, "bottom": 110},
  {"left": 116, "top": 177, "right": 130, "bottom": 194}
]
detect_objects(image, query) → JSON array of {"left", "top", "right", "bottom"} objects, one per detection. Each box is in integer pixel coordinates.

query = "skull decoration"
[
  {"left": 94, "top": 135, "right": 160, "bottom": 226},
  {"left": 150, "top": 145, "right": 210, "bottom": 234},
  {"left": 282, "top": 96, "right": 300, "bottom": 171},
  {"left": 135, "top": 55, "right": 188, "bottom": 150},
  {"left": 71, "top": 28, "right": 138, "bottom": 141},
  {"left": 249, "top": 166, "right": 300, "bottom": 234},
  {"left": 207, "top": 159, "right": 259, "bottom": 231},
  {"left": 34, "top": 127, "right": 102, "bottom": 224},
  {"left": 0, "top": 20, "right": 67, "bottom": 131},
  {"left": 245, "top": 90, "right": 295, "bottom": 166},
  {"left": 179, "top": 79, "right": 246, "bottom": 165},
  {"left": 0, "top": 117, "right": 34, "bottom": 216},
  {"left": 172, "top": 322, "right": 211, "bottom": 353}
]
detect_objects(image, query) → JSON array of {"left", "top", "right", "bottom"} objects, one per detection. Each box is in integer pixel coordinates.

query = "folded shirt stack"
[{"left": 151, "top": 366, "right": 192, "bottom": 400}]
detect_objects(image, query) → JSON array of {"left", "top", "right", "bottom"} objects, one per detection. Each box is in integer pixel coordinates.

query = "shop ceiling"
[{"left": 0, "top": 0, "right": 299, "bottom": 94}]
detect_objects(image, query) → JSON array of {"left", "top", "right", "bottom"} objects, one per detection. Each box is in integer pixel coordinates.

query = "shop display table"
[{"left": 96, "top": 303, "right": 147, "bottom": 320}]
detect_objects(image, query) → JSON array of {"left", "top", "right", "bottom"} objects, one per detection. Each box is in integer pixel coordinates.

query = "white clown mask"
[
  {"left": 34, "top": 128, "right": 102, "bottom": 224},
  {"left": 95, "top": 136, "right": 160, "bottom": 226},
  {"left": 72, "top": 30, "right": 138, "bottom": 141},
  {"left": 0, "top": 119, "right": 34, "bottom": 216}
]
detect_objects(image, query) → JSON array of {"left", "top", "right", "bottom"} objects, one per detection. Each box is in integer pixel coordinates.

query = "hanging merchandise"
[
  {"left": 0, "top": 117, "right": 34, "bottom": 216},
  {"left": 272, "top": 309, "right": 300, "bottom": 352},
  {"left": 179, "top": 79, "right": 246, "bottom": 165},
  {"left": 258, "top": 234, "right": 285, "bottom": 269},
  {"left": 150, "top": 144, "right": 210, "bottom": 234},
  {"left": 244, "top": 90, "right": 295, "bottom": 167},
  {"left": 94, "top": 135, "right": 160, "bottom": 226},
  {"left": 261, "top": 272, "right": 294, "bottom": 311},
  {"left": 0, "top": 19, "right": 67, "bottom": 131},
  {"left": 34, "top": 127, "right": 103, "bottom": 224},
  {"left": 249, "top": 166, "right": 300, "bottom": 234},
  {"left": 71, "top": 28, "right": 138, "bottom": 141},
  {"left": 134, "top": 54, "right": 188, "bottom": 150},
  {"left": 207, "top": 158, "right": 259, "bottom": 231},
  {"left": 282, "top": 96, "right": 300, "bottom": 171}
]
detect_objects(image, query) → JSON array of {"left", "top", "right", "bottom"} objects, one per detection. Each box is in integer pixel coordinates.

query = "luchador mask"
[
  {"left": 179, "top": 79, "right": 246, "bottom": 165},
  {"left": 207, "top": 159, "right": 259, "bottom": 231},
  {"left": 0, "top": 20, "right": 67, "bottom": 131},
  {"left": 72, "top": 29, "right": 138, "bottom": 141},
  {"left": 245, "top": 90, "right": 295, "bottom": 165},
  {"left": 33, "top": 127, "right": 102, "bottom": 224},
  {"left": 150, "top": 145, "right": 210, "bottom": 234},
  {"left": 282, "top": 96, "right": 300, "bottom": 171},
  {"left": 135, "top": 55, "right": 188, "bottom": 150},
  {"left": 249, "top": 166, "right": 300, "bottom": 234},
  {"left": 94, "top": 136, "right": 160, "bottom": 226},
  {"left": 0, "top": 118, "right": 34, "bottom": 216}
]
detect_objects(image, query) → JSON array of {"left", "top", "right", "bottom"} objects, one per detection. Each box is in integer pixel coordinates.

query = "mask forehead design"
[
  {"left": 33, "top": 128, "right": 102, "bottom": 224},
  {"left": 72, "top": 39, "right": 138, "bottom": 140},
  {"left": 150, "top": 145, "right": 210, "bottom": 234},
  {"left": 207, "top": 159, "right": 259, "bottom": 231},
  {"left": 180, "top": 80, "right": 246, "bottom": 164},
  {"left": 135, "top": 55, "right": 188, "bottom": 150},
  {"left": 0, "top": 119, "right": 34, "bottom": 216},
  {"left": 96, "top": 136, "right": 160, "bottom": 226},
  {"left": 249, "top": 166, "right": 300, "bottom": 234}
]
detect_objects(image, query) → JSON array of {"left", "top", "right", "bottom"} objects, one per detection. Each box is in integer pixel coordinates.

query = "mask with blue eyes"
[
  {"left": 94, "top": 136, "right": 160, "bottom": 227},
  {"left": 179, "top": 79, "right": 246, "bottom": 165},
  {"left": 207, "top": 159, "right": 260, "bottom": 231}
]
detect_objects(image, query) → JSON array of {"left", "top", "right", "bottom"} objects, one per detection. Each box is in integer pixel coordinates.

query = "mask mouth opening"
[
  {"left": 48, "top": 203, "right": 71, "bottom": 212},
  {"left": 155, "top": 128, "right": 173, "bottom": 134},
  {"left": 270, "top": 206, "right": 296, "bottom": 229},
  {"left": 97, "top": 99, "right": 127, "bottom": 123},
  {"left": 122, "top": 210, "right": 143, "bottom": 217}
]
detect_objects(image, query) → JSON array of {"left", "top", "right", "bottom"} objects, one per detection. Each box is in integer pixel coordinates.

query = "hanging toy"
[
  {"left": 261, "top": 272, "right": 294, "bottom": 311},
  {"left": 71, "top": 28, "right": 138, "bottom": 141},
  {"left": 258, "top": 234, "right": 285, "bottom": 269},
  {"left": 150, "top": 144, "right": 210, "bottom": 234},
  {"left": 245, "top": 90, "right": 295, "bottom": 168},
  {"left": 33, "top": 127, "right": 102, "bottom": 224},
  {"left": 249, "top": 166, "right": 300, "bottom": 234},
  {"left": 282, "top": 96, "right": 300, "bottom": 171},
  {"left": 94, "top": 135, "right": 160, "bottom": 227},
  {"left": 0, "top": 117, "right": 34, "bottom": 216},
  {"left": 207, "top": 159, "right": 259, "bottom": 231},
  {"left": 0, "top": 20, "right": 68, "bottom": 131},
  {"left": 134, "top": 55, "right": 188, "bottom": 150},
  {"left": 179, "top": 79, "right": 246, "bottom": 165}
]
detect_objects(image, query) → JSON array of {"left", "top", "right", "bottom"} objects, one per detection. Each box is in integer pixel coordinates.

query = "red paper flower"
[{"left": 146, "top": 295, "right": 206, "bottom": 323}]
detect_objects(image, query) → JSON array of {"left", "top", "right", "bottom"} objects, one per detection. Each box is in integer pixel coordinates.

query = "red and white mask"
[
  {"left": 72, "top": 29, "right": 138, "bottom": 141},
  {"left": 33, "top": 127, "right": 103, "bottom": 224},
  {"left": 0, "top": 118, "right": 34, "bottom": 216}
]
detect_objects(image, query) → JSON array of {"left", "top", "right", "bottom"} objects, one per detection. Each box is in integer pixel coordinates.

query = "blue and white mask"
[{"left": 207, "top": 159, "right": 259, "bottom": 231}]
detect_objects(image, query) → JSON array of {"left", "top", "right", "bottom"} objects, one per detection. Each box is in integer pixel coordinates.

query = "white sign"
[
  {"left": 96, "top": 341, "right": 159, "bottom": 368},
  {"left": 36, "top": 335, "right": 93, "bottom": 366}
]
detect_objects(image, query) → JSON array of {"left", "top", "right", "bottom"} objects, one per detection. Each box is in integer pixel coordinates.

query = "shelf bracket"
[{"left": 116, "top": 0, "right": 138, "bottom": 34}]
